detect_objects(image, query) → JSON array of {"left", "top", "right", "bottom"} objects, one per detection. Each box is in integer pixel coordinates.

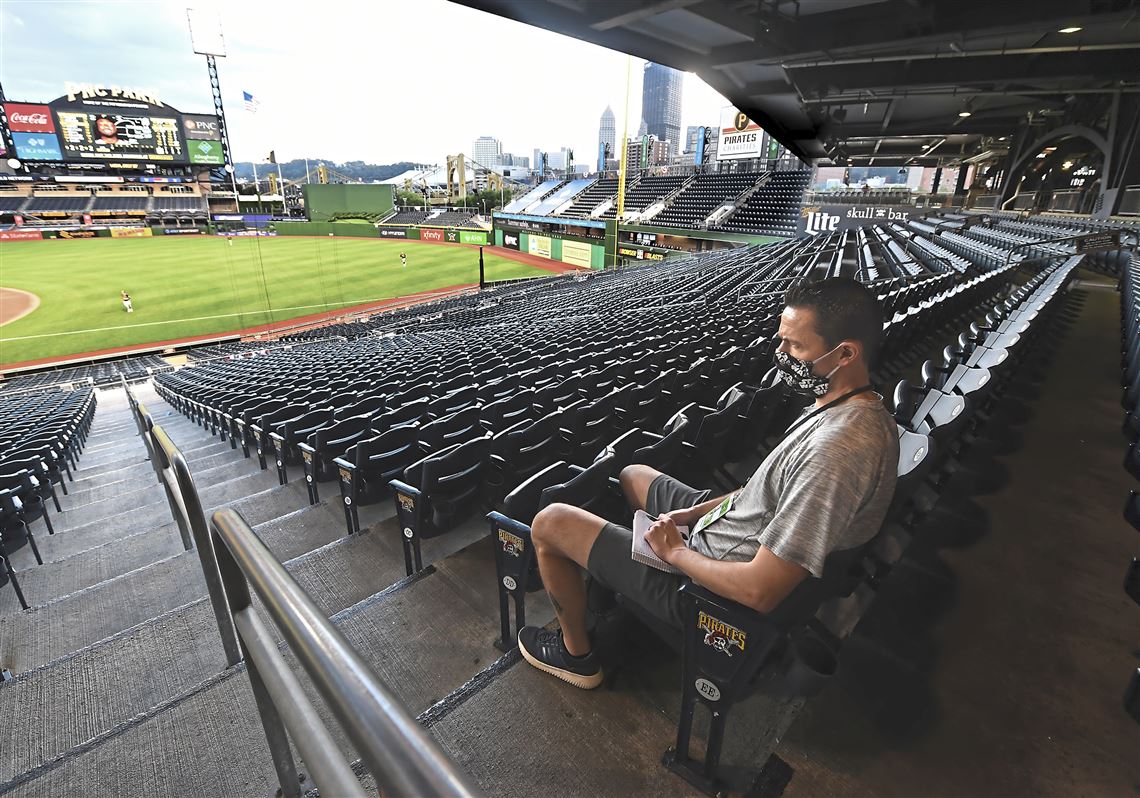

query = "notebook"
[{"left": 631, "top": 510, "right": 688, "bottom": 575}]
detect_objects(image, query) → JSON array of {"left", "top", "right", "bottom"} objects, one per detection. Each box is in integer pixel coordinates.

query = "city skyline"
[{"left": 0, "top": 1, "right": 731, "bottom": 168}]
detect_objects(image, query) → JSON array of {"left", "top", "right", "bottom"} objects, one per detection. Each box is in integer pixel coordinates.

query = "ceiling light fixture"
[
  {"left": 958, "top": 110, "right": 973, "bottom": 117},
  {"left": 1057, "top": 26, "right": 1082, "bottom": 34}
]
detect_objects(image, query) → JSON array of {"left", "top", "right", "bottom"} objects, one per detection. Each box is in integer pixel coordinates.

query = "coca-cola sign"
[{"left": 5, "top": 103, "right": 55, "bottom": 133}]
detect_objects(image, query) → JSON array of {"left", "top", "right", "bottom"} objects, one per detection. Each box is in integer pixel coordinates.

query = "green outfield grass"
[{"left": 0, "top": 235, "right": 550, "bottom": 366}]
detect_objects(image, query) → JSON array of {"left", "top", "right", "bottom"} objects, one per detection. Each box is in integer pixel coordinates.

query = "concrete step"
[
  {"left": 7, "top": 471, "right": 291, "bottom": 568},
  {"left": 0, "top": 511, "right": 491, "bottom": 788},
  {"left": 0, "top": 531, "right": 540, "bottom": 797}
]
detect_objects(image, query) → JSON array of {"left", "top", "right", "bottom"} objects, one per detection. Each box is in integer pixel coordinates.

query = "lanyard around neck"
[{"left": 782, "top": 384, "right": 874, "bottom": 440}]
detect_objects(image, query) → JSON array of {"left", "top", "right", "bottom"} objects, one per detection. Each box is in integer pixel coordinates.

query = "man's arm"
[
  {"left": 645, "top": 517, "right": 807, "bottom": 614},
  {"left": 666, "top": 491, "right": 738, "bottom": 528}
]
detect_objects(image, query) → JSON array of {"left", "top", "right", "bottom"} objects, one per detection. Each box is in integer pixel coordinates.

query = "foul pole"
[{"left": 613, "top": 55, "right": 633, "bottom": 270}]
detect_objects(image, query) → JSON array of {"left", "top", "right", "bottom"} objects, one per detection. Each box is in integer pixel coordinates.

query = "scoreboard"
[
  {"left": 56, "top": 111, "right": 186, "bottom": 163},
  {"left": 2, "top": 83, "right": 221, "bottom": 167}
]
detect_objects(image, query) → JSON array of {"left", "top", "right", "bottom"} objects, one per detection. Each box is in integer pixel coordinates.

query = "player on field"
[
  {"left": 121, "top": 290, "right": 133, "bottom": 313},
  {"left": 400, "top": 252, "right": 407, "bottom": 268}
]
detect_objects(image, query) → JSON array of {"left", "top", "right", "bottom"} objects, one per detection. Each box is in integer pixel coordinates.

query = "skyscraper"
[
  {"left": 598, "top": 106, "right": 616, "bottom": 157},
  {"left": 684, "top": 125, "right": 702, "bottom": 154},
  {"left": 472, "top": 136, "right": 502, "bottom": 167},
  {"left": 642, "top": 62, "right": 682, "bottom": 154}
]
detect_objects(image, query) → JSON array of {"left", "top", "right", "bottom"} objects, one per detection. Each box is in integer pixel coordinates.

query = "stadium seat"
[{"left": 390, "top": 433, "right": 494, "bottom": 574}]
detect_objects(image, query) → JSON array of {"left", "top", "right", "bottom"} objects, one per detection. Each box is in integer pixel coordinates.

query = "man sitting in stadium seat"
[{"left": 518, "top": 277, "right": 900, "bottom": 689}]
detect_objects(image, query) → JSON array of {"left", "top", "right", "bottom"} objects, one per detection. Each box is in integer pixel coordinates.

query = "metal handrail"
[{"left": 209, "top": 507, "right": 483, "bottom": 798}]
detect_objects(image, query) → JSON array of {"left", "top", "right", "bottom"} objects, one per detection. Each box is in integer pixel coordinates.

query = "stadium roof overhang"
[{"left": 451, "top": 0, "right": 1140, "bottom": 166}]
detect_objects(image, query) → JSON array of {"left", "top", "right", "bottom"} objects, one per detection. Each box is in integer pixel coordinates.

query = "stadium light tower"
[{"left": 186, "top": 8, "right": 241, "bottom": 204}]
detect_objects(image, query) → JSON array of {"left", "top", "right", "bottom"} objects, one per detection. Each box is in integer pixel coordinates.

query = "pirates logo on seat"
[
  {"left": 398, "top": 494, "right": 415, "bottom": 512},
  {"left": 498, "top": 529, "right": 524, "bottom": 558},
  {"left": 697, "top": 611, "right": 746, "bottom": 657}
]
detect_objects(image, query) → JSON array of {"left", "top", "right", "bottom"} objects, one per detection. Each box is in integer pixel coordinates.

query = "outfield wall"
[
  {"left": 493, "top": 228, "right": 606, "bottom": 269},
  {"left": 301, "top": 184, "right": 395, "bottom": 222}
]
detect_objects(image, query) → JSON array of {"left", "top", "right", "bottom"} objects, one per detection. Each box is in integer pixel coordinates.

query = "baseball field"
[{"left": 0, "top": 234, "right": 559, "bottom": 367}]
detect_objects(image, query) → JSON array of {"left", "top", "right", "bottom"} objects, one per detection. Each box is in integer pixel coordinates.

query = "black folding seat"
[
  {"left": 249, "top": 403, "right": 309, "bottom": 470},
  {"left": 298, "top": 414, "right": 374, "bottom": 504},
  {"left": 334, "top": 423, "right": 423, "bottom": 535},
  {"left": 234, "top": 397, "right": 289, "bottom": 458},
  {"left": 477, "top": 375, "right": 519, "bottom": 405},
  {"left": 670, "top": 391, "right": 750, "bottom": 490},
  {"left": 481, "top": 389, "right": 536, "bottom": 434},
  {"left": 0, "top": 469, "right": 55, "bottom": 536},
  {"left": 390, "top": 433, "right": 494, "bottom": 574},
  {"left": 486, "top": 410, "right": 571, "bottom": 505},
  {"left": 418, "top": 405, "right": 485, "bottom": 454},
  {"left": 561, "top": 391, "right": 621, "bottom": 464},
  {"left": 487, "top": 451, "right": 620, "bottom": 648},
  {"left": 269, "top": 406, "right": 335, "bottom": 484},
  {"left": 0, "top": 457, "right": 61, "bottom": 513},
  {"left": 600, "top": 413, "right": 691, "bottom": 476},
  {"left": 0, "top": 482, "right": 45, "bottom": 577},
  {"left": 334, "top": 394, "right": 386, "bottom": 421},
  {"left": 426, "top": 385, "right": 479, "bottom": 419},
  {"left": 533, "top": 375, "right": 582, "bottom": 415},
  {"left": 370, "top": 397, "right": 430, "bottom": 435}
]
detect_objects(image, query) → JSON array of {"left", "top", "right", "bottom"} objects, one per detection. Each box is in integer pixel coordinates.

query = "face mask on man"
[{"left": 773, "top": 343, "right": 844, "bottom": 397}]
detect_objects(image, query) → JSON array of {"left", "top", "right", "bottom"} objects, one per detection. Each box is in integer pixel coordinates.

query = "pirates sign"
[{"left": 697, "top": 610, "right": 747, "bottom": 657}]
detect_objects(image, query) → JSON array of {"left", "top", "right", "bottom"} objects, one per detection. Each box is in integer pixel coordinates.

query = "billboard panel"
[
  {"left": 187, "top": 138, "right": 224, "bottom": 165},
  {"left": 528, "top": 235, "right": 552, "bottom": 259},
  {"left": 459, "top": 230, "right": 487, "bottom": 245},
  {"left": 717, "top": 107, "right": 763, "bottom": 161},
  {"left": 377, "top": 226, "right": 408, "bottom": 238},
  {"left": 181, "top": 114, "right": 221, "bottom": 140},
  {"left": 445, "top": 230, "right": 459, "bottom": 243},
  {"left": 5, "top": 103, "right": 55, "bottom": 133},
  {"left": 501, "top": 230, "right": 521, "bottom": 250},
  {"left": 0, "top": 229, "right": 43, "bottom": 241},
  {"left": 421, "top": 228, "right": 444, "bottom": 242},
  {"left": 799, "top": 204, "right": 917, "bottom": 235},
  {"left": 561, "top": 240, "right": 592, "bottom": 268},
  {"left": 12, "top": 131, "right": 63, "bottom": 160},
  {"left": 109, "top": 226, "right": 153, "bottom": 238}
]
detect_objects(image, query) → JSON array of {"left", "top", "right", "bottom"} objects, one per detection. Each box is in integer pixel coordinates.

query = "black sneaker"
[{"left": 518, "top": 626, "right": 604, "bottom": 689}]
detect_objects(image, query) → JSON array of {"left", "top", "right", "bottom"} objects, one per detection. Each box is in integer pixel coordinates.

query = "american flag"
[{"left": 243, "top": 91, "right": 260, "bottom": 113}]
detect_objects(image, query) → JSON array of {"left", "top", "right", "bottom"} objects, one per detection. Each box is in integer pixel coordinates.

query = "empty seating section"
[
  {"left": 2, "top": 204, "right": 1116, "bottom": 796},
  {"left": 425, "top": 211, "right": 479, "bottom": 227},
  {"left": 91, "top": 196, "right": 148, "bottom": 212},
  {"left": 501, "top": 178, "right": 563, "bottom": 213},
  {"left": 712, "top": 170, "right": 811, "bottom": 235},
  {"left": 0, "top": 386, "right": 96, "bottom": 608},
  {"left": 150, "top": 196, "right": 206, "bottom": 215},
  {"left": 0, "top": 196, "right": 27, "bottom": 212},
  {"left": 560, "top": 178, "right": 619, "bottom": 217},
  {"left": 0, "top": 356, "right": 172, "bottom": 396},
  {"left": 143, "top": 220, "right": 1098, "bottom": 793},
  {"left": 22, "top": 196, "right": 90, "bottom": 213},
  {"left": 387, "top": 208, "right": 430, "bottom": 224},
  {"left": 527, "top": 178, "right": 595, "bottom": 216},
  {"left": 600, "top": 175, "right": 687, "bottom": 218},
  {"left": 650, "top": 172, "right": 761, "bottom": 228}
]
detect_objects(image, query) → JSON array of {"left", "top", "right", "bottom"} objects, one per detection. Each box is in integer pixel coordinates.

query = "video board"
[{"left": 2, "top": 83, "right": 221, "bottom": 166}]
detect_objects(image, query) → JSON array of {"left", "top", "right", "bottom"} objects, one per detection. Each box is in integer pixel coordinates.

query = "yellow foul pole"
[{"left": 613, "top": 55, "right": 633, "bottom": 269}]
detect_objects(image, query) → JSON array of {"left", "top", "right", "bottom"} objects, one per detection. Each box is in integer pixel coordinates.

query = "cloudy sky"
[{"left": 0, "top": 0, "right": 732, "bottom": 166}]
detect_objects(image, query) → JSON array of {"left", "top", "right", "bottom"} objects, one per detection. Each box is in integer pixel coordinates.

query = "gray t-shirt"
[{"left": 688, "top": 397, "right": 899, "bottom": 578}]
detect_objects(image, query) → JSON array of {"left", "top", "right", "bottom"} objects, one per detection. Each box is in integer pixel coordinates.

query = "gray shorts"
[{"left": 586, "top": 474, "right": 711, "bottom": 630}]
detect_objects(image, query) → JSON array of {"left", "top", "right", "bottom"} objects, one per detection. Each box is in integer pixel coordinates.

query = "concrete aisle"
[{"left": 776, "top": 274, "right": 1140, "bottom": 797}]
